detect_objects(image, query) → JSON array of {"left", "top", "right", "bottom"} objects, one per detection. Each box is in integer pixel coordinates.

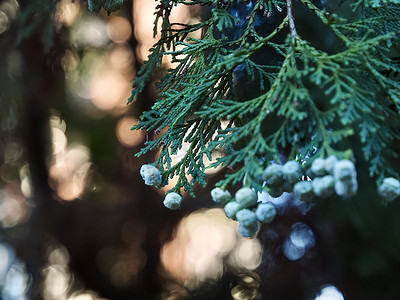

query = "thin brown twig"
[{"left": 286, "top": 0, "right": 297, "bottom": 40}]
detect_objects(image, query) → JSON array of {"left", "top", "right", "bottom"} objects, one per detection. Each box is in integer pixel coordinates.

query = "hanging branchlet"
[{"left": 129, "top": 0, "right": 400, "bottom": 202}]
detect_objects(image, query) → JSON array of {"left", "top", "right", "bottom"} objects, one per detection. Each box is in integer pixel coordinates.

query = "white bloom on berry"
[
  {"left": 235, "top": 187, "right": 257, "bottom": 208},
  {"left": 255, "top": 203, "right": 276, "bottom": 223},
  {"left": 140, "top": 164, "right": 162, "bottom": 187},
  {"left": 224, "top": 201, "right": 242, "bottom": 220},
  {"left": 262, "top": 164, "right": 284, "bottom": 186},
  {"left": 311, "top": 158, "right": 326, "bottom": 177},
  {"left": 238, "top": 222, "right": 259, "bottom": 238},
  {"left": 312, "top": 175, "right": 335, "bottom": 198},
  {"left": 236, "top": 209, "right": 257, "bottom": 226},
  {"left": 333, "top": 160, "right": 356, "bottom": 182},
  {"left": 293, "top": 181, "right": 314, "bottom": 202},
  {"left": 334, "top": 178, "right": 358, "bottom": 198},
  {"left": 236, "top": 209, "right": 259, "bottom": 237},
  {"left": 163, "top": 192, "right": 182, "bottom": 210},
  {"left": 283, "top": 160, "right": 303, "bottom": 184},
  {"left": 211, "top": 187, "right": 232, "bottom": 204},
  {"left": 378, "top": 177, "right": 400, "bottom": 202},
  {"left": 324, "top": 155, "right": 338, "bottom": 174}
]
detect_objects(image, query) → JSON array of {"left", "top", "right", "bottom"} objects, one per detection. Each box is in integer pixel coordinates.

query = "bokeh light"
[
  {"left": 0, "top": 186, "right": 30, "bottom": 228},
  {"left": 231, "top": 274, "right": 261, "bottom": 300},
  {"left": 55, "top": 0, "right": 80, "bottom": 27},
  {"left": 116, "top": 116, "right": 144, "bottom": 147},
  {"left": 106, "top": 16, "right": 132, "bottom": 43},
  {"left": 41, "top": 245, "right": 104, "bottom": 300},
  {"left": 1, "top": 258, "right": 30, "bottom": 300},
  {"left": 90, "top": 69, "right": 129, "bottom": 111},
  {"left": 160, "top": 208, "right": 262, "bottom": 288},
  {"left": 68, "top": 291, "right": 100, "bottom": 300},
  {"left": 283, "top": 222, "right": 315, "bottom": 261},
  {"left": 0, "top": 243, "right": 30, "bottom": 299},
  {"left": 315, "top": 285, "right": 345, "bottom": 300},
  {"left": 0, "top": 0, "right": 19, "bottom": 35},
  {"left": 96, "top": 220, "right": 147, "bottom": 288},
  {"left": 47, "top": 114, "right": 92, "bottom": 201},
  {"left": 42, "top": 265, "right": 71, "bottom": 299},
  {"left": 229, "top": 238, "right": 263, "bottom": 270},
  {"left": 70, "top": 15, "right": 109, "bottom": 48}
]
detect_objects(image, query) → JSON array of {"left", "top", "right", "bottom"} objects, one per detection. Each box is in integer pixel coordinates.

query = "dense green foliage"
[{"left": 129, "top": 0, "right": 400, "bottom": 198}]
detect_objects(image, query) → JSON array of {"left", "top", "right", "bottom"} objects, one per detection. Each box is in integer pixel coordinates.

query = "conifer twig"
[{"left": 286, "top": 0, "right": 297, "bottom": 40}]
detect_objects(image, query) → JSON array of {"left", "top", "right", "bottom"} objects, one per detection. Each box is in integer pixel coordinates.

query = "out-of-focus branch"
[{"left": 287, "top": 0, "right": 297, "bottom": 40}]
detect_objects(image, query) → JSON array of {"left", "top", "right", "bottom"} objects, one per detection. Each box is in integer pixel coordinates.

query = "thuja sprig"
[{"left": 132, "top": 0, "right": 400, "bottom": 202}]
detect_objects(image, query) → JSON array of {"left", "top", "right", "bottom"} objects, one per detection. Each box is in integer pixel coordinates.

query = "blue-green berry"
[
  {"left": 333, "top": 160, "right": 356, "bottom": 182},
  {"left": 335, "top": 178, "right": 358, "bottom": 198},
  {"left": 236, "top": 209, "right": 257, "bottom": 226},
  {"left": 283, "top": 160, "right": 303, "bottom": 184},
  {"left": 211, "top": 187, "right": 232, "bottom": 205},
  {"left": 236, "top": 209, "right": 259, "bottom": 237},
  {"left": 378, "top": 177, "right": 400, "bottom": 202},
  {"left": 311, "top": 158, "right": 327, "bottom": 177},
  {"left": 238, "top": 222, "right": 259, "bottom": 238},
  {"left": 312, "top": 175, "right": 335, "bottom": 198},
  {"left": 163, "top": 192, "right": 182, "bottom": 210},
  {"left": 140, "top": 164, "right": 162, "bottom": 187},
  {"left": 262, "top": 164, "right": 284, "bottom": 186},
  {"left": 255, "top": 203, "right": 276, "bottom": 223},
  {"left": 293, "top": 181, "right": 314, "bottom": 202},
  {"left": 235, "top": 187, "right": 257, "bottom": 208},
  {"left": 224, "top": 201, "right": 242, "bottom": 220},
  {"left": 324, "top": 155, "right": 338, "bottom": 174}
]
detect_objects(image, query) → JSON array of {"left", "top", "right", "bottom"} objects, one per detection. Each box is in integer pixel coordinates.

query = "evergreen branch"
[{"left": 286, "top": 0, "right": 297, "bottom": 40}]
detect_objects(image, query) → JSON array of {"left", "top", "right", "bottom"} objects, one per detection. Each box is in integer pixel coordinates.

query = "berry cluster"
[
  {"left": 261, "top": 156, "right": 359, "bottom": 202},
  {"left": 139, "top": 156, "right": 399, "bottom": 218},
  {"left": 293, "top": 156, "right": 358, "bottom": 201},
  {"left": 210, "top": 156, "right": 360, "bottom": 238},
  {"left": 211, "top": 187, "right": 276, "bottom": 237},
  {"left": 139, "top": 164, "right": 183, "bottom": 210}
]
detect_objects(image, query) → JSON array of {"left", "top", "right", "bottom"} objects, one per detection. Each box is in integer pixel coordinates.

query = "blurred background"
[{"left": 1, "top": 1, "right": 400, "bottom": 300}]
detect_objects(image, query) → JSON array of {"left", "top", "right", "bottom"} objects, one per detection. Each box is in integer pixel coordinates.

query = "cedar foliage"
[{"left": 129, "top": 0, "right": 400, "bottom": 197}]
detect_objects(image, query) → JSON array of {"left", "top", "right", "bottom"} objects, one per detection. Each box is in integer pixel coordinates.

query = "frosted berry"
[
  {"left": 311, "top": 158, "right": 326, "bottom": 177},
  {"left": 293, "top": 181, "right": 314, "bottom": 202},
  {"left": 324, "top": 155, "right": 338, "bottom": 174},
  {"left": 224, "top": 201, "right": 242, "bottom": 220},
  {"left": 312, "top": 175, "right": 335, "bottom": 198},
  {"left": 140, "top": 164, "right": 162, "bottom": 187},
  {"left": 235, "top": 187, "right": 258, "bottom": 208},
  {"left": 333, "top": 159, "right": 356, "bottom": 182},
  {"left": 378, "top": 177, "right": 400, "bottom": 202},
  {"left": 236, "top": 209, "right": 257, "bottom": 226},
  {"left": 335, "top": 178, "right": 358, "bottom": 198},
  {"left": 283, "top": 160, "right": 303, "bottom": 184},
  {"left": 238, "top": 222, "right": 259, "bottom": 238},
  {"left": 262, "top": 164, "right": 284, "bottom": 186},
  {"left": 163, "top": 192, "right": 182, "bottom": 210},
  {"left": 255, "top": 203, "right": 276, "bottom": 223},
  {"left": 211, "top": 187, "right": 232, "bottom": 205}
]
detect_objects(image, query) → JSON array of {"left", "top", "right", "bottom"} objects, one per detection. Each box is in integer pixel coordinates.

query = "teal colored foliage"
[{"left": 130, "top": 0, "right": 400, "bottom": 197}]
